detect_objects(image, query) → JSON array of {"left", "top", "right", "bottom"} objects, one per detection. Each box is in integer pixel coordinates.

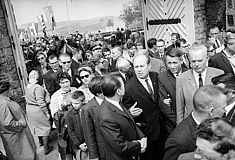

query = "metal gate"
[{"left": 141, "top": 0, "right": 195, "bottom": 46}]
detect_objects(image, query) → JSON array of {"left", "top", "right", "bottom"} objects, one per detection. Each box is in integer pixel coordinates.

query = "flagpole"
[{"left": 65, "top": 0, "right": 71, "bottom": 34}]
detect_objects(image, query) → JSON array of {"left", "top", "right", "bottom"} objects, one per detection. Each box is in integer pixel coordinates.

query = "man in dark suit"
[
  {"left": 81, "top": 76, "right": 106, "bottom": 160},
  {"left": 163, "top": 85, "right": 228, "bottom": 160},
  {"left": 212, "top": 73, "right": 235, "bottom": 126},
  {"left": 51, "top": 53, "right": 81, "bottom": 92},
  {"left": 147, "top": 38, "right": 159, "bottom": 59},
  {"left": 209, "top": 29, "right": 235, "bottom": 75},
  {"left": 98, "top": 75, "right": 147, "bottom": 160},
  {"left": 159, "top": 48, "right": 188, "bottom": 136},
  {"left": 44, "top": 54, "right": 61, "bottom": 96},
  {"left": 123, "top": 54, "right": 164, "bottom": 160}
]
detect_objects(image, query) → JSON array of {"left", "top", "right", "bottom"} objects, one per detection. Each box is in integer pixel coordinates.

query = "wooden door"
[{"left": 142, "top": 0, "right": 195, "bottom": 46}]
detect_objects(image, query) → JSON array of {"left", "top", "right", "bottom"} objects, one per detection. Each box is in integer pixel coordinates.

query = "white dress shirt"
[
  {"left": 137, "top": 76, "right": 154, "bottom": 94},
  {"left": 95, "top": 96, "right": 103, "bottom": 105},
  {"left": 225, "top": 101, "right": 235, "bottom": 115},
  {"left": 193, "top": 68, "right": 207, "bottom": 88}
]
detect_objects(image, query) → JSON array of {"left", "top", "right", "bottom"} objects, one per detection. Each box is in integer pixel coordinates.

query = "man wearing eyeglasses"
[
  {"left": 52, "top": 53, "right": 81, "bottom": 92},
  {"left": 44, "top": 54, "right": 61, "bottom": 96},
  {"left": 35, "top": 52, "right": 51, "bottom": 86},
  {"left": 209, "top": 29, "right": 235, "bottom": 75}
]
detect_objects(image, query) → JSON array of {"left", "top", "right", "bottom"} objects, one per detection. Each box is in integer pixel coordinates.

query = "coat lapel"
[
  {"left": 220, "top": 52, "right": 234, "bottom": 74},
  {"left": 134, "top": 76, "right": 152, "bottom": 99},
  {"left": 167, "top": 70, "right": 176, "bottom": 90},
  {"left": 187, "top": 70, "right": 198, "bottom": 91}
]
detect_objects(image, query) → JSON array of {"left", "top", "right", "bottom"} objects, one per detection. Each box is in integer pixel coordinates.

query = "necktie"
[
  {"left": 215, "top": 39, "right": 220, "bottom": 48},
  {"left": 199, "top": 74, "right": 203, "bottom": 87},
  {"left": 145, "top": 79, "right": 154, "bottom": 100}
]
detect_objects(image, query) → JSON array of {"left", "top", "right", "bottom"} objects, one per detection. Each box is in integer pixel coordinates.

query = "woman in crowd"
[
  {"left": 0, "top": 79, "right": 37, "bottom": 160},
  {"left": 50, "top": 71, "right": 77, "bottom": 160},
  {"left": 78, "top": 65, "right": 95, "bottom": 103},
  {"left": 25, "top": 70, "right": 53, "bottom": 155}
]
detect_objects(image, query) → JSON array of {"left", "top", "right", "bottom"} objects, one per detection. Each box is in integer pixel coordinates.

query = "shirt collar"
[
  {"left": 137, "top": 75, "right": 151, "bottom": 83},
  {"left": 95, "top": 96, "right": 103, "bottom": 105},
  {"left": 105, "top": 97, "right": 123, "bottom": 111},
  {"left": 225, "top": 101, "right": 235, "bottom": 115},
  {"left": 192, "top": 68, "right": 207, "bottom": 78},
  {"left": 192, "top": 111, "right": 201, "bottom": 125}
]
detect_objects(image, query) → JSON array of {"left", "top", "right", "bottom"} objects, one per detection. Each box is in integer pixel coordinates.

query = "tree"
[{"left": 119, "top": 0, "right": 143, "bottom": 28}]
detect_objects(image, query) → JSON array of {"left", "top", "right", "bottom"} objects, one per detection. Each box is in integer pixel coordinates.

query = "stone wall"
[
  {"left": 205, "top": 0, "right": 226, "bottom": 31},
  {"left": 193, "top": 0, "right": 207, "bottom": 43},
  {"left": 0, "top": 2, "right": 25, "bottom": 109}
]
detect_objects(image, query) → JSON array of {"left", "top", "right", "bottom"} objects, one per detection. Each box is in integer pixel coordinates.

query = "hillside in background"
[{"left": 19, "top": 16, "right": 125, "bottom": 36}]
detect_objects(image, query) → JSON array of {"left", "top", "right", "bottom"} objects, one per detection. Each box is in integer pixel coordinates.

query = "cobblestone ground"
[{"left": 37, "top": 130, "right": 59, "bottom": 160}]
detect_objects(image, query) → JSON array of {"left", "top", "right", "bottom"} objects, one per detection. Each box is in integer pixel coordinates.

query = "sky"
[{"left": 11, "top": 0, "right": 133, "bottom": 26}]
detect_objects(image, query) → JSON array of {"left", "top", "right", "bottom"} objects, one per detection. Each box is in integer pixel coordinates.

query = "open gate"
[{"left": 141, "top": 0, "right": 195, "bottom": 46}]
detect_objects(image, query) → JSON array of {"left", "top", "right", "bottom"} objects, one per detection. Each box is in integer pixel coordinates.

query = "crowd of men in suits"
[{"left": 16, "top": 26, "right": 235, "bottom": 160}]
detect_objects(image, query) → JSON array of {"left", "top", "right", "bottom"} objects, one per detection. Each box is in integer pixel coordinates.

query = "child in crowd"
[{"left": 65, "top": 90, "right": 88, "bottom": 160}]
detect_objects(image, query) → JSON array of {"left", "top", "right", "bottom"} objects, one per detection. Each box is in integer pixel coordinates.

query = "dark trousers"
[{"left": 140, "top": 138, "right": 164, "bottom": 160}]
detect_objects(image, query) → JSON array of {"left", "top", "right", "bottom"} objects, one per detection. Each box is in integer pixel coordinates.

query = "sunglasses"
[
  {"left": 37, "top": 57, "right": 45, "bottom": 61},
  {"left": 80, "top": 74, "right": 90, "bottom": 79},
  {"left": 61, "top": 60, "right": 71, "bottom": 64}
]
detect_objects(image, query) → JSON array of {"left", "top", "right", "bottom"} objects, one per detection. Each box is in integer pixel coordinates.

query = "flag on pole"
[
  {"left": 43, "top": 5, "right": 56, "bottom": 32},
  {"left": 41, "top": 15, "right": 47, "bottom": 38},
  {"left": 29, "top": 22, "right": 38, "bottom": 37}
]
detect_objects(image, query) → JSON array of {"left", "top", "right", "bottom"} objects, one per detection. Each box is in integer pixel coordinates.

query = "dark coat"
[
  {"left": 209, "top": 51, "right": 235, "bottom": 74},
  {"left": 225, "top": 104, "right": 235, "bottom": 126},
  {"left": 163, "top": 113, "right": 197, "bottom": 160},
  {"left": 158, "top": 68, "right": 188, "bottom": 134},
  {"left": 123, "top": 72, "right": 161, "bottom": 141},
  {"left": 65, "top": 107, "right": 85, "bottom": 150},
  {"left": 148, "top": 49, "right": 160, "bottom": 59},
  {"left": 98, "top": 99, "right": 144, "bottom": 160},
  {"left": 44, "top": 69, "right": 57, "bottom": 96},
  {"left": 81, "top": 98, "right": 106, "bottom": 159}
]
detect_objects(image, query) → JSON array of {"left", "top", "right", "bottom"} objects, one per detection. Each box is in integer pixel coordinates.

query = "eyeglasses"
[
  {"left": 37, "top": 57, "right": 45, "bottom": 61},
  {"left": 99, "top": 61, "right": 105, "bottom": 64},
  {"left": 61, "top": 60, "right": 71, "bottom": 64},
  {"left": 50, "top": 61, "right": 58, "bottom": 65},
  {"left": 80, "top": 74, "right": 90, "bottom": 79}
]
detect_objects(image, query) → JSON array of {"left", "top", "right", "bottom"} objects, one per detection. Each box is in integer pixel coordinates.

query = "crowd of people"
[{"left": 1, "top": 25, "right": 235, "bottom": 160}]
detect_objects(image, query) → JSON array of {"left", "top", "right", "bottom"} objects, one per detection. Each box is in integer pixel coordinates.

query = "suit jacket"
[
  {"left": 44, "top": 69, "right": 58, "bottom": 96},
  {"left": 123, "top": 72, "right": 161, "bottom": 141},
  {"left": 225, "top": 104, "right": 235, "bottom": 126},
  {"left": 98, "top": 99, "right": 144, "bottom": 160},
  {"left": 163, "top": 113, "right": 197, "bottom": 160},
  {"left": 209, "top": 51, "right": 234, "bottom": 74},
  {"left": 81, "top": 98, "right": 106, "bottom": 159},
  {"left": 65, "top": 107, "right": 85, "bottom": 150},
  {"left": 150, "top": 57, "right": 166, "bottom": 74},
  {"left": 158, "top": 68, "right": 188, "bottom": 134},
  {"left": 176, "top": 67, "right": 224, "bottom": 123},
  {"left": 148, "top": 49, "right": 160, "bottom": 59}
]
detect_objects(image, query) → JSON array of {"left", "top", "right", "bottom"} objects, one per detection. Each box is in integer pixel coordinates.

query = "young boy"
[{"left": 65, "top": 90, "right": 88, "bottom": 160}]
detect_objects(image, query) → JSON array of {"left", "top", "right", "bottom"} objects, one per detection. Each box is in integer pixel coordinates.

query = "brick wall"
[
  {"left": 0, "top": 2, "right": 25, "bottom": 109},
  {"left": 193, "top": 0, "right": 207, "bottom": 43}
]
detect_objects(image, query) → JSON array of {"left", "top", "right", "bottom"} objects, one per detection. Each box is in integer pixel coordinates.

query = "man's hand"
[
  {"left": 129, "top": 102, "right": 143, "bottom": 117},
  {"left": 163, "top": 98, "right": 171, "bottom": 106},
  {"left": 18, "top": 120, "right": 27, "bottom": 127},
  {"left": 138, "top": 137, "right": 147, "bottom": 153},
  {"left": 79, "top": 143, "right": 88, "bottom": 152}
]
